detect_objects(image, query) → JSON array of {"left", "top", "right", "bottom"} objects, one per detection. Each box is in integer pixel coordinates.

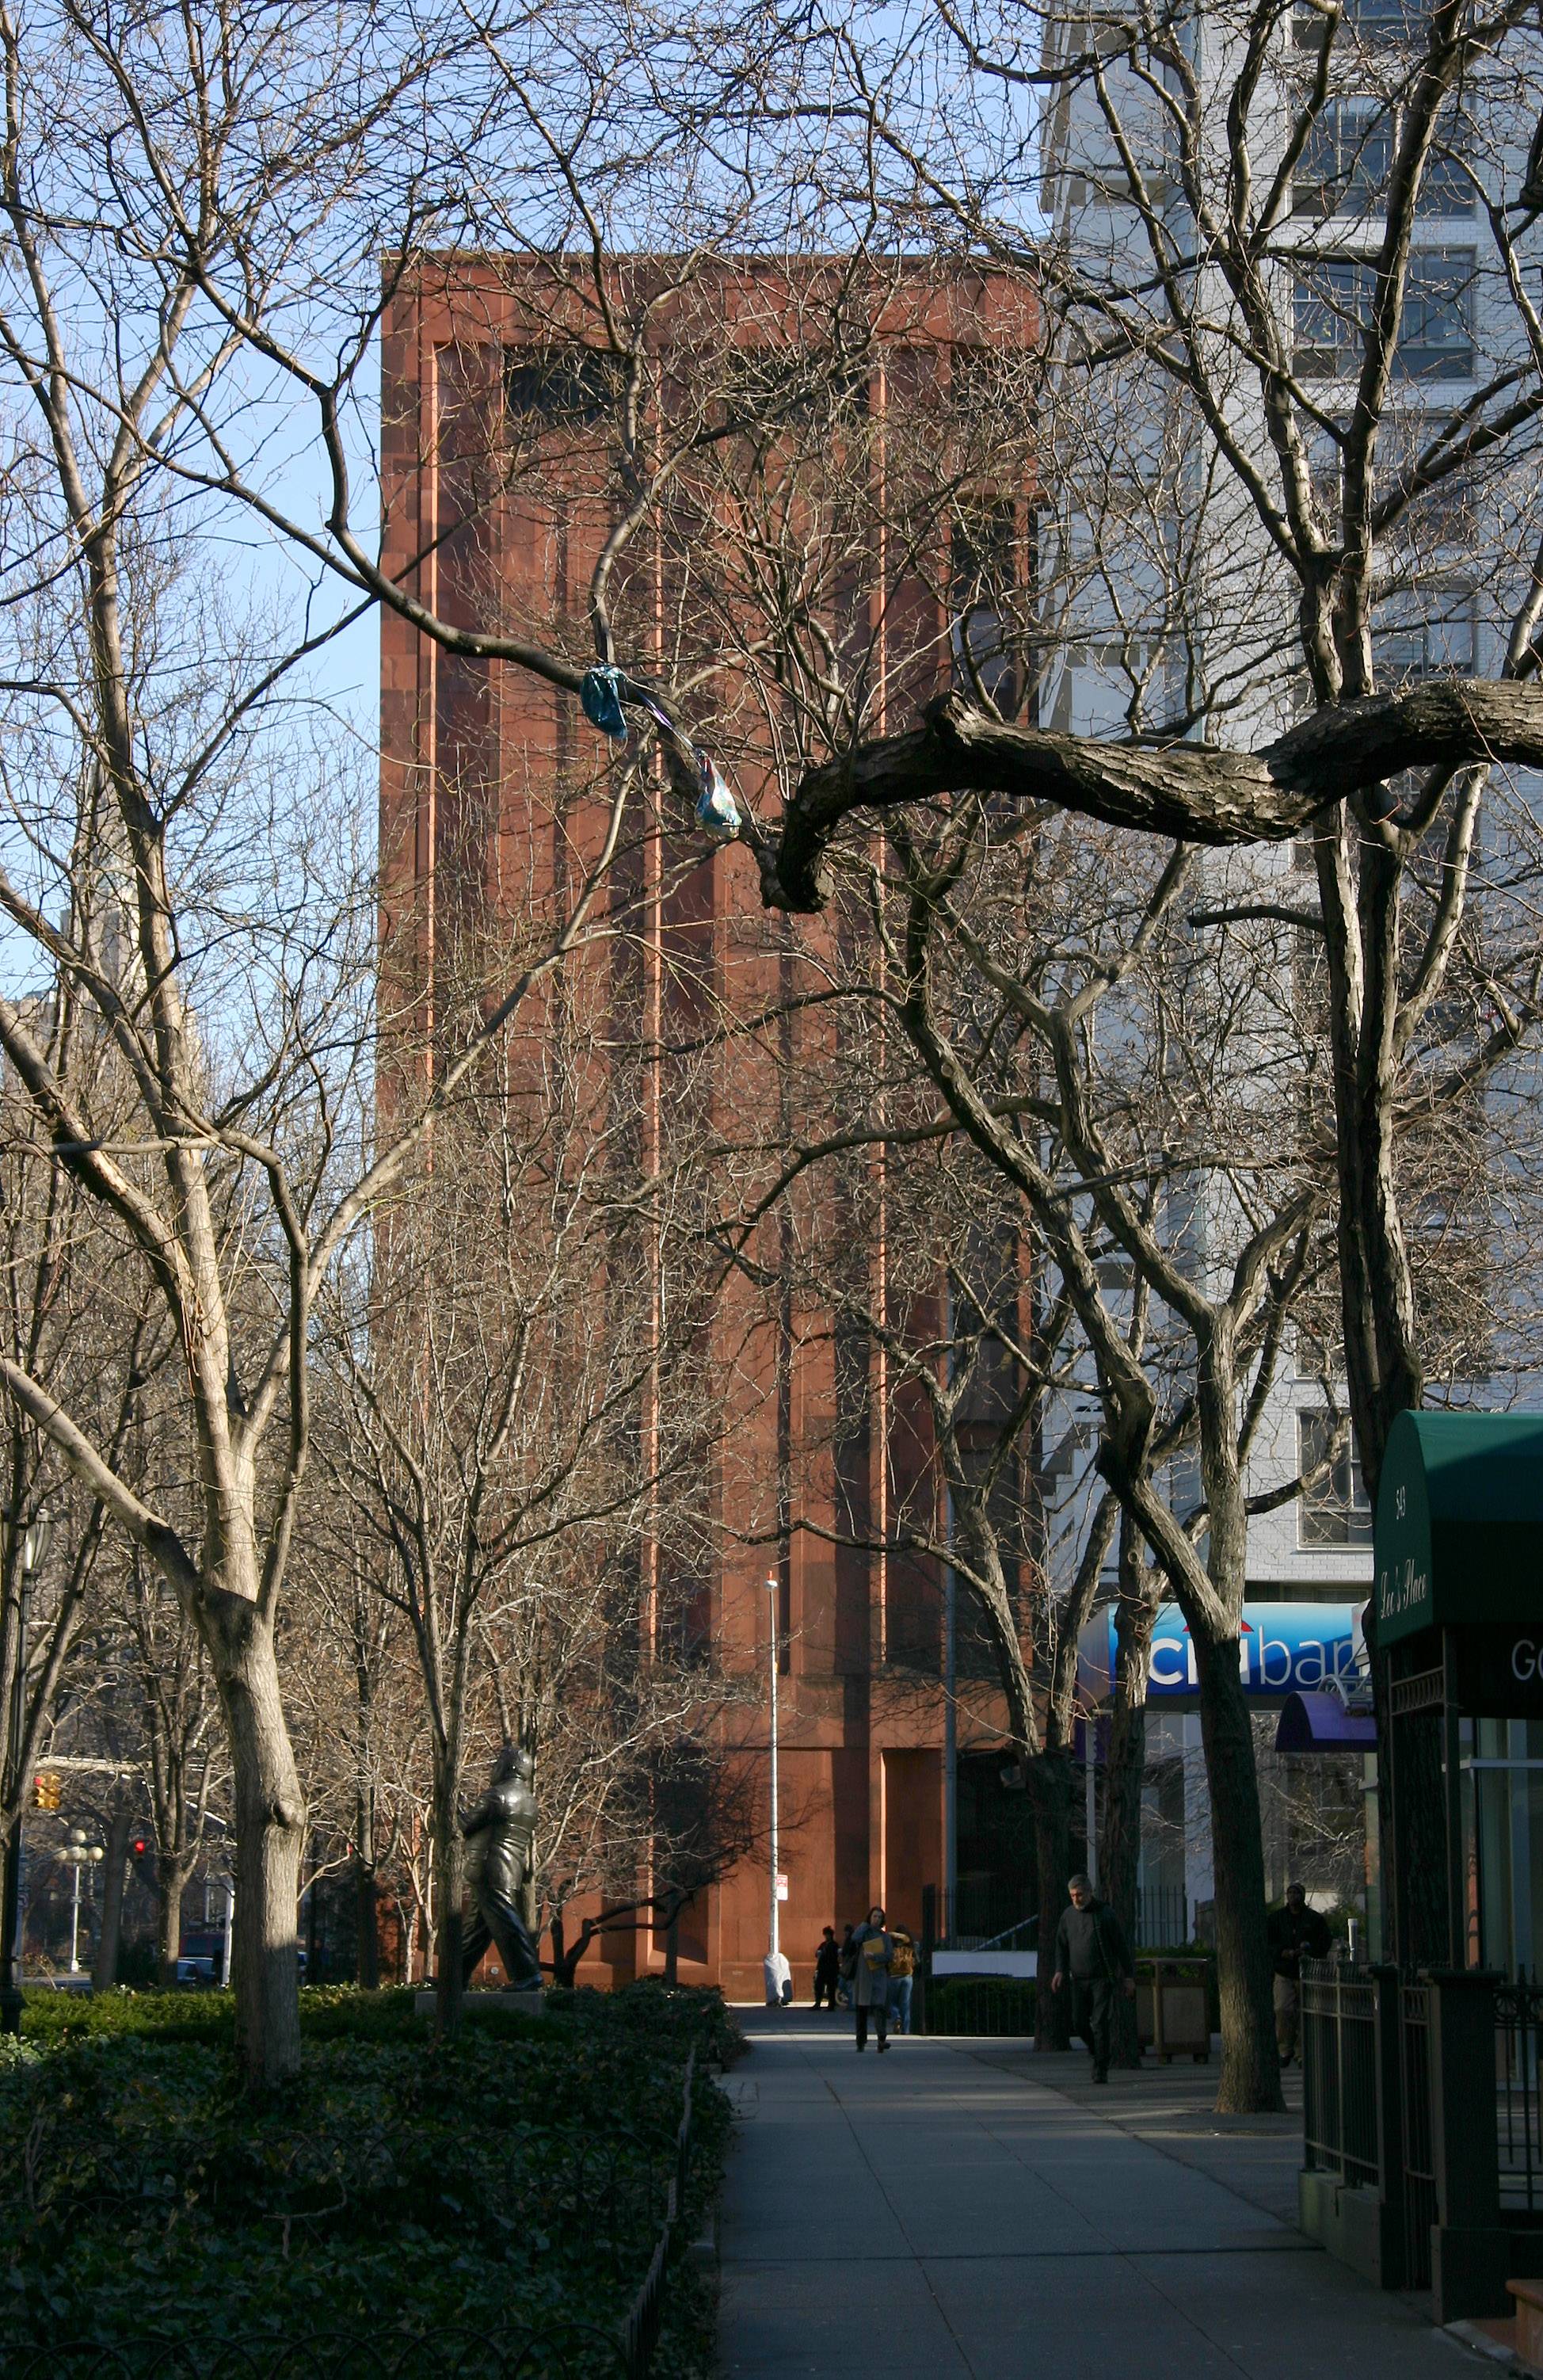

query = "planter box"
[{"left": 1137, "top": 1962, "right": 1210, "bottom": 2062}]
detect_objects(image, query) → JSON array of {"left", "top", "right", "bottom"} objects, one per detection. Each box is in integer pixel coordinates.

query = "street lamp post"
[
  {"left": 62, "top": 1829, "right": 103, "bottom": 1975},
  {"left": 2, "top": 1516, "right": 51, "bottom": 2035},
  {"left": 767, "top": 1573, "right": 781, "bottom": 1981}
]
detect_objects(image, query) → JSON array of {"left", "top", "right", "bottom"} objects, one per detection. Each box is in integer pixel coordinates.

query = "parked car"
[{"left": 174, "top": 1955, "right": 215, "bottom": 1987}]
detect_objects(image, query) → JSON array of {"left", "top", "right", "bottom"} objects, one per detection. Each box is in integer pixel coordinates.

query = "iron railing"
[
  {"left": 1134, "top": 1886, "right": 1189, "bottom": 1948},
  {"left": 921, "top": 1974, "right": 1037, "bottom": 2037},
  {"left": 619, "top": 2044, "right": 698, "bottom": 2378},
  {"left": 1494, "top": 1971, "right": 1543, "bottom": 2213},
  {"left": 928, "top": 1884, "right": 1038, "bottom": 1951},
  {"left": 1400, "top": 1981, "right": 1435, "bottom": 2292},
  {"left": 1301, "top": 1959, "right": 1380, "bottom": 2190}
]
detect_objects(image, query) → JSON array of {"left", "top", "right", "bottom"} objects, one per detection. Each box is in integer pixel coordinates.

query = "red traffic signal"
[{"left": 132, "top": 1838, "right": 148, "bottom": 1857}]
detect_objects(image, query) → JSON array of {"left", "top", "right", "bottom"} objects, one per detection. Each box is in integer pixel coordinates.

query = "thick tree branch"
[{"left": 761, "top": 680, "right": 1543, "bottom": 910}]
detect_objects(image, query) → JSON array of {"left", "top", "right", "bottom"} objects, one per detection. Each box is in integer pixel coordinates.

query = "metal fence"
[
  {"left": 928, "top": 1884, "right": 1037, "bottom": 1951},
  {"left": 1301, "top": 1959, "right": 1381, "bottom": 2190},
  {"left": 1495, "top": 1972, "right": 1543, "bottom": 2213},
  {"left": 1400, "top": 1981, "right": 1435, "bottom": 2292},
  {"left": 1134, "top": 1887, "right": 1189, "bottom": 1948},
  {"left": 619, "top": 2043, "right": 698, "bottom": 2378},
  {"left": 921, "top": 1975, "right": 1037, "bottom": 2037}
]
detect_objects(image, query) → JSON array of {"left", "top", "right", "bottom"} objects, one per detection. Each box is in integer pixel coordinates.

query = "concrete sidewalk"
[{"left": 718, "top": 2006, "right": 1473, "bottom": 2378}]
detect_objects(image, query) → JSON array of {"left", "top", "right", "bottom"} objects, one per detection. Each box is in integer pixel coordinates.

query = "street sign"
[{"left": 775, "top": 1874, "right": 788, "bottom": 1901}]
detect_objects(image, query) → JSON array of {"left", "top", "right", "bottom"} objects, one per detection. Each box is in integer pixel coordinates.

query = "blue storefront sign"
[{"left": 1078, "top": 1601, "right": 1365, "bottom": 1705}]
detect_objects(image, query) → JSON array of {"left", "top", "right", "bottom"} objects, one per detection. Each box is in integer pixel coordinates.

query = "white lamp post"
[
  {"left": 62, "top": 1828, "right": 103, "bottom": 1974},
  {"left": 2, "top": 1514, "right": 51, "bottom": 2031},
  {"left": 767, "top": 1573, "right": 781, "bottom": 1979}
]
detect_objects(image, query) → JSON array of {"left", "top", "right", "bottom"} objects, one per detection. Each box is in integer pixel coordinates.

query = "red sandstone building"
[{"left": 379, "top": 256, "right": 1041, "bottom": 1998}]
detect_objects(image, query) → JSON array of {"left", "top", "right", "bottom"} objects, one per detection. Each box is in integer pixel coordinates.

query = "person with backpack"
[
  {"left": 888, "top": 1926, "right": 917, "bottom": 2035},
  {"left": 1050, "top": 1872, "right": 1135, "bottom": 2083},
  {"left": 851, "top": 1905, "right": 893, "bottom": 2051}
]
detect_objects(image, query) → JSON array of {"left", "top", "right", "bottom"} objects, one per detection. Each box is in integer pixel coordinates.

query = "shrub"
[{"left": 0, "top": 1981, "right": 737, "bottom": 2374}]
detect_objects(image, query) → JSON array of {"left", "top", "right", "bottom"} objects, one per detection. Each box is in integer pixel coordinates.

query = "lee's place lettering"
[
  {"left": 1088, "top": 1603, "right": 1362, "bottom": 1703},
  {"left": 1377, "top": 1555, "right": 1429, "bottom": 1623}
]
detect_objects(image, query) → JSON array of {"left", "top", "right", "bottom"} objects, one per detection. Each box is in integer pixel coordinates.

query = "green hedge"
[{"left": 0, "top": 1981, "right": 739, "bottom": 2376}]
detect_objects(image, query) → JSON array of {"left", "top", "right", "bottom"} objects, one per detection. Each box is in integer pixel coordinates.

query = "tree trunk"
[
  {"left": 155, "top": 1851, "right": 197, "bottom": 1985},
  {"left": 211, "top": 1604, "right": 306, "bottom": 2088},
  {"left": 354, "top": 1774, "right": 379, "bottom": 1990},
  {"left": 432, "top": 1768, "right": 464, "bottom": 2036},
  {"left": 355, "top": 1857, "right": 380, "bottom": 1990},
  {"left": 1195, "top": 1631, "right": 1283, "bottom": 2113},
  {"left": 93, "top": 1804, "right": 132, "bottom": 1993},
  {"left": 1026, "top": 1752, "right": 1073, "bottom": 2050},
  {"left": 1103, "top": 1536, "right": 1157, "bottom": 2066}
]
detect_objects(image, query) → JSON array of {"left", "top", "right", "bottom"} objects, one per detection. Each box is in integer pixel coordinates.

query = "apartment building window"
[
  {"left": 952, "top": 501, "right": 1027, "bottom": 718},
  {"left": 1295, "top": 0, "right": 1430, "bottom": 47},
  {"left": 1297, "top": 1411, "right": 1372, "bottom": 1546},
  {"left": 1294, "top": 248, "right": 1475, "bottom": 380},
  {"left": 1293, "top": 101, "right": 1473, "bottom": 218},
  {"left": 1401, "top": 250, "right": 1476, "bottom": 376},
  {"left": 1295, "top": 102, "right": 1393, "bottom": 216},
  {"left": 1370, "top": 582, "right": 1476, "bottom": 681}
]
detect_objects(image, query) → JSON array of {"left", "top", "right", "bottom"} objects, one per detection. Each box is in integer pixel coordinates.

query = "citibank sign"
[{"left": 1080, "top": 1601, "right": 1365, "bottom": 1704}]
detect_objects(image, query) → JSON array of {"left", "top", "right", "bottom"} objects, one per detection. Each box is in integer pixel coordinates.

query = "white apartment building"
[{"left": 1032, "top": 0, "right": 1543, "bottom": 1953}]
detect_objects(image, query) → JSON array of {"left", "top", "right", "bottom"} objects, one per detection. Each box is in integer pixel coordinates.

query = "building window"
[
  {"left": 951, "top": 502, "right": 1028, "bottom": 718},
  {"left": 505, "top": 346, "right": 620, "bottom": 429},
  {"left": 1297, "top": 1411, "right": 1372, "bottom": 1546},
  {"left": 1293, "top": 248, "right": 1475, "bottom": 380},
  {"left": 1295, "top": 103, "right": 1394, "bottom": 217},
  {"left": 1370, "top": 582, "right": 1476, "bottom": 681},
  {"left": 1293, "top": 102, "right": 1473, "bottom": 219}
]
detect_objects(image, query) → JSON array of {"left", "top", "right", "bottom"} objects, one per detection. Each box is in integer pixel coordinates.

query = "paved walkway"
[{"left": 718, "top": 2008, "right": 1473, "bottom": 2378}]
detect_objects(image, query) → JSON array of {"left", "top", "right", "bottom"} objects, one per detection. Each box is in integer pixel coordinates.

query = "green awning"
[{"left": 1375, "top": 1409, "right": 1543, "bottom": 1646}]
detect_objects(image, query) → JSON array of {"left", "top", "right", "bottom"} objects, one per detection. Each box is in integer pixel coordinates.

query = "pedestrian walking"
[
  {"left": 851, "top": 1905, "right": 893, "bottom": 2052},
  {"left": 813, "top": 1924, "right": 841, "bottom": 2008},
  {"left": 888, "top": 1925, "right": 916, "bottom": 2035},
  {"left": 1267, "top": 1883, "right": 1330, "bottom": 2065},
  {"left": 1050, "top": 1872, "right": 1134, "bottom": 2083},
  {"left": 836, "top": 1922, "right": 857, "bottom": 2009}
]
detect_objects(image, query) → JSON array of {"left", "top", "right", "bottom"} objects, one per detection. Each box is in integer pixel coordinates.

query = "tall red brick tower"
[{"left": 379, "top": 256, "right": 1038, "bottom": 1997}]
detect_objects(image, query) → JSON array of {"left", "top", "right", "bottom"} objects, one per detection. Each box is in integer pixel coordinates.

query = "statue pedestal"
[{"left": 414, "top": 1988, "right": 544, "bottom": 2020}]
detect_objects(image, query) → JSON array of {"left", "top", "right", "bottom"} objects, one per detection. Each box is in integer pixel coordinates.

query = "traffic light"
[
  {"left": 29, "top": 1772, "right": 60, "bottom": 1813},
  {"left": 131, "top": 1835, "right": 157, "bottom": 1888}
]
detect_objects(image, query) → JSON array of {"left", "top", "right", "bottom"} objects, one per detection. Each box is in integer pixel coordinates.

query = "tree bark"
[
  {"left": 1195, "top": 1632, "right": 1282, "bottom": 2113},
  {"left": 761, "top": 681, "right": 1543, "bottom": 912},
  {"left": 432, "top": 1764, "right": 465, "bottom": 2036},
  {"left": 355, "top": 1856, "right": 380, "bottom": 1991},
  {"left": 354, "top": 1763, "right": 379, "bottom": 1990},
  {"left": 93, "top": 1804, "right": 132, "bottom": 1993},
  {"left": 209, "top": 1605, "right": 306, "bottom": 2086},
  {"left": 1026, "top": 1752, "right": 1073, "bottom": 2049},
  {"left": 155, "top": 1851, "right": 198, "bottom": 1985}
]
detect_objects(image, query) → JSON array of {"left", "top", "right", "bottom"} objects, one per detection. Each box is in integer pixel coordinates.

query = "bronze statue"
[{"left": 459, "top": 1744, "right": 542, "bottom": 1990}]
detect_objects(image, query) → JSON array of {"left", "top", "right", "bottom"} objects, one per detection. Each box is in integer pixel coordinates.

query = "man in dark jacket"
[
  {"left": 1051, "top": 1873, "right": 1135, "bottom": 2083},
  {"left": 813, "top": 1925, "right": 841, "bottom": 2008},
  {"left": 1267, "top": 1884, "right": 1331, "bottom": 2065}
]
